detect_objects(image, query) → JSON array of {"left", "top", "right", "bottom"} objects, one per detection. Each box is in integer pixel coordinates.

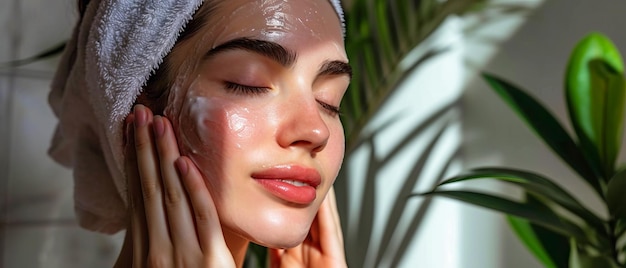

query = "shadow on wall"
[
  {"left": 336, "top": 17, "right": 465, "bottom": 268},
  {"left": 337, "top": 101, "right": 460, "bottom": 268},
  {"left": 335, "top": 0, "right": 573, "bottom": 267},
  {"left": 461, "top": 0, "right": 626, "bottom": 267}
]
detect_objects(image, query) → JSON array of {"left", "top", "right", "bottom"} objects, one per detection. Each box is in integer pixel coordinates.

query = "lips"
[{"left": 251, "top": 165, "right": 321, "bottom": 205}]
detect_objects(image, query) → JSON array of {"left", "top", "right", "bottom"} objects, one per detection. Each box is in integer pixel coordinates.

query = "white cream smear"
[
  {"left": 227, "top": 111, "right": 253, "bottom": 149},
  {"left": 186, "top": 95, "right": 213, "bottom": 148},
  {"left": 207, "top": 0, "right": 326, "bottom": 47},
  {"left": 177, "top": 75, "right": 256, "bottom": 158}
]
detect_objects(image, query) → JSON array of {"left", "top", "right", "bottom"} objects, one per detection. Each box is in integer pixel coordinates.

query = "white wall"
[
  {"left": 462, "top": 0, "right": 626, "bottom": 267},
  {"left": 4, "top": 0, "right": 626, "bottom": 267},
  {"left": 0, "top": 0, "right": 124, "bottom": 267},
  {"left": 341, "top": 17, "right": 466, "bottom": 268},
  {"left": 343, "top": 0, "right": 626, "bottom": 267}
]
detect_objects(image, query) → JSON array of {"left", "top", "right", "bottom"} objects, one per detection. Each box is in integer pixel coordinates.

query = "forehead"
[{"left": 197, "top": 0, "right": 344, "bottom": 50}]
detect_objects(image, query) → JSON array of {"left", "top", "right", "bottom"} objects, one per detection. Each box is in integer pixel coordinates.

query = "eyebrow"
[
  {"left": 205, "top": 37, "right": 352, "bottom": 79},
  {"left": 205, "top": 37, "right": 297, "bottom": 67},
  {"left": 319, "top": 60, "right": 352, "bottom": 79}
]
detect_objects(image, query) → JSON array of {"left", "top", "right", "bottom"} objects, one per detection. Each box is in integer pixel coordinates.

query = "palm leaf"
[
  {"left": 342, "top": 0, "right": 487, "bottom": 150},
  {"left": 419, "top": 190, "right": 598, "bottom": 249},
  {"left": 508, "top": 216, "right": 560, "bottom": 268},
  {"left": 439, "top": 167, "right": 607, "bottom": 236},
  {"left": 606, "top": 168, "right": 626, "bottom": 221},
  {"left": 507, "top": 194, "right": 570, "bottom": 268},
  {"left": 482, "top": 73, "right": 603, "bottom": 195}
]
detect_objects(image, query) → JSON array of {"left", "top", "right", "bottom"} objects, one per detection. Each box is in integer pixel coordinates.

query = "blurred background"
[
  {"left": 2, "top": 0, "right": 626, "bottom": 267},
  {"left": 0, "top": 0, "right": 125, "bottom": 267}
]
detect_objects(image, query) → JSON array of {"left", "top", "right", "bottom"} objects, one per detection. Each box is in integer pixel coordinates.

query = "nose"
[{"left": 277, "top": 96, "right": 330, "bottom": 154}]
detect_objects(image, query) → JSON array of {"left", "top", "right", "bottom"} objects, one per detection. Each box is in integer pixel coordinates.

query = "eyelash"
[
  {"left": 317, "top": 100, "right": 341, "bottom": 117},
  {"left": 224, "top": 82, "right": 270, "bottom": 95},
  {"left": 224, "top": 82, "right": 341, "bottom": 117}
]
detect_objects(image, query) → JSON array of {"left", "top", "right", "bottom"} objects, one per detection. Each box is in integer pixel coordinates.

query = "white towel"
[{"left": 49, "top": 0, "right": 345, "bottom": 234}]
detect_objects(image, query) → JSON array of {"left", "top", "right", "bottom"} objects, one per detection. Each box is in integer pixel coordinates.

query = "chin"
[
  {"left": 230, "top": 207, "right": 317, "bottom": 249},
  {"left": 250, "top": 227, "right": 310, "bottom": 249}
]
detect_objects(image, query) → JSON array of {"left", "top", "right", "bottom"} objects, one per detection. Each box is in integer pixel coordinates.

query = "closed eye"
[
  {"left": 225, "top": 82, "right": 340, "bottom": 116},
  {"left": 224, "top": 82, "right": 271, "bottom": 95},
  {"left": 317, "top": 100, "right": 341, "bottom": 117}
]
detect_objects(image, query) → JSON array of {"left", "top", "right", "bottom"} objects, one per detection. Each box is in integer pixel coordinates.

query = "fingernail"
[
  {"left": 134, "top": 105, "right": 146, "bottom": 127},
  {"left": 153, "top": 115, "right": 165, "bottom": 138},
  {"left": 175, "top": 158, "right": 188, "bottom": 177}
]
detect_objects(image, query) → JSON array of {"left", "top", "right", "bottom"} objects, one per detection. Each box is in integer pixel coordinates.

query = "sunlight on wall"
[
  {"left": 344, "top": 17, "right": 465, "bottom": 268},
  {"left": 342, "top": 0, "right": 548, "bottom": 267},
  {"left": 459, "top": 1, "right": 546, "bottom": 267},
  {"left": 462, "top": 0, "right": 626, "bottom": 266}
]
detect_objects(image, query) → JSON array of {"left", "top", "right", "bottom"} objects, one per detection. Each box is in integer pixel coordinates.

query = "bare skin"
[
  {"left": 112, "top": 0, "right": 349, "bottom": 266},
  {"left": 114, "top": 105, "right": 347, "bottom": 267}
]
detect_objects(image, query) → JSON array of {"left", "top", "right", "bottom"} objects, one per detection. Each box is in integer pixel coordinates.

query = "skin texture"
[
  {"left": 116, "top": 0, "right": 350, "bottom": 267},
  {"left": 166, "top": 0, "right": 348, "bottom": 251}
]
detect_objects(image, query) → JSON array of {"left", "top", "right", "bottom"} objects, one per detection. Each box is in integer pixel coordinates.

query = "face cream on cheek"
[
  {"left": 165, "top": 75, "right": 222, "bottom": 164},
  {"left": 175, "top": 93, "right": 230, "bottom": 193},
  {"left": 181, "top": 96, "right": 219, "bottom": 152},
  {"left": 173, "top": 75, "right": 261, "bottom": 166},
  {"left": 226, "top": 108, "right": 256, "bottom": 149},
  {"left": 179, "top": 96, "right": 257, "bottom": 155}
]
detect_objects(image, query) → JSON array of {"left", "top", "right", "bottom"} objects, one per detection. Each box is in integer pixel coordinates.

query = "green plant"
[
  {"left": 2, "top": 1, "right": 503, "bottom": 267},
  {"left": 340, "top": 0, "right": 486, "bottom": 151},
  {"left": 337, "top": 0, "right": 488, "bottom": 267},
  {"left": 422, "top": 32, "right": 626, "bottom": 267},
  {"left": 253, "top": 0, "right": 488, "bottom": 265}
]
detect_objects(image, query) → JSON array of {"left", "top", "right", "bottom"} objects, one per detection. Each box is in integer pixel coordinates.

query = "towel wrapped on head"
[{"left": 49, "top": 0, "right": 345, "bottom": 234}]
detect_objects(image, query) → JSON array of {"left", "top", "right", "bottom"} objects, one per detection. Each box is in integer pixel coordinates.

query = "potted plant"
[{"left": 424, "top": 32, "right": 626, "bottom": 268}]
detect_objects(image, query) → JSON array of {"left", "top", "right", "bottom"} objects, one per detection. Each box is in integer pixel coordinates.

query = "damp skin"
[
  {"left": 179, "top": 76, "right": 257, "bottom": 153},
  {"left": 161, "top": 0, "right": 349, "bottom": 250},
  {"left": 174, "top": 75, "right": 262, "bottom": 193},
  {"left": 164, "top": 0, "right": 345, "bottom": 114},
  {"left": 208, "top": 0, "right": 335, "bottom": 49}
]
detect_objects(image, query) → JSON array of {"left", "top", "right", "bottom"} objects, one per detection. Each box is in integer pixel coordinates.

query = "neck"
[{"left": 223, "top": 228, "right": 251, "bottom": 268}]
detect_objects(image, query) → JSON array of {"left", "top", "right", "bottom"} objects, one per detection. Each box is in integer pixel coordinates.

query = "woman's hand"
[
  {"left": 269, "top": 187, "right": 347, "bottom": 268},
  {"left": 115, "top": 104, "right": 235, "bottom": 268}
]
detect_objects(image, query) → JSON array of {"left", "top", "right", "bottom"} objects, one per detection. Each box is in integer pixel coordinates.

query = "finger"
[
  {"left": 177, "top": 156, "right": 230, "bottom": 256},
  {"left": 153, "top": 115, "right": 199, "bottom": 249},
  {"left": 316, "top": 187, "right": 345, "bottom": 255},
  {"left": 123, "top": 115, "right": 148, "bottom": 267},
  {"left": 327, "top": 187, "right": 344, "bottom": 245},
  {"left": 268, "top": 248, "right": 284, "bottom": 268},
  {"left": 133, "top": 105, "right": 172, "bottom": 253}
]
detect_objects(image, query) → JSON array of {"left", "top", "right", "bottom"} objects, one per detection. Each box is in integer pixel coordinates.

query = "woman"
[{"left": 51, "top": 0, "right": 350, "bottom": 267}]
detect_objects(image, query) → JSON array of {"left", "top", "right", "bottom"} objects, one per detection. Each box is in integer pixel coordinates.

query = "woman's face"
[{"left": 163, "top": 0, "right": 349, "bottom": 248}]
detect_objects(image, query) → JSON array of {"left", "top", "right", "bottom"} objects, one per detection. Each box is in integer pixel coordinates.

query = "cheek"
[
  {"left": 174, "top": 96, "right": 230, "bottom": 196},
  {"left": 175, "top": 94, "right": 263, "bottom": 175},
  {"left": 327, "top": 121, "right": 345, "bottom": 177},
  {"left": 177, "top": 96, "right": 227, "bottom": 158},
  {"left": 224, "top": 108, "right": 257, "bottom": 149}
]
